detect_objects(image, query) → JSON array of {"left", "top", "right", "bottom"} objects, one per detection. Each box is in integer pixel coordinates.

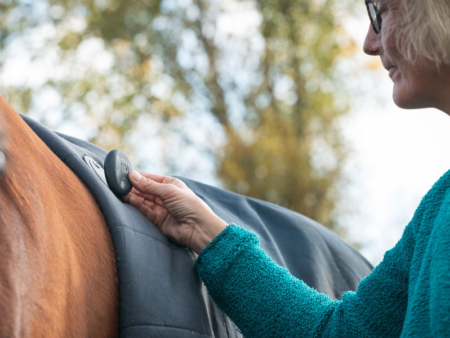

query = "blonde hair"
[{"left": 393, "top": 0, "right": 450, "bottom": 65}]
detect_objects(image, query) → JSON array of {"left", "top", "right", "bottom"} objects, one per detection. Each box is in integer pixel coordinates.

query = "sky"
[{"left": 2, "top": 1, "right": 450, "bottom": 266}]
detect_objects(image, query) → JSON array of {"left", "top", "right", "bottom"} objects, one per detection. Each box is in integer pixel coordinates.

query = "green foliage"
[
  {"left": 216, "top": 0, "right": 353, "bottom": 231},
  {"left": 0, "top": 0, "right": 356, "bottom": 233}
]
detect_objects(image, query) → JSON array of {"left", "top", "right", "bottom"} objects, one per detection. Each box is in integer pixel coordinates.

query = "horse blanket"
[{"left": 21, "top": 113, "right": 373, "bottom": 338}]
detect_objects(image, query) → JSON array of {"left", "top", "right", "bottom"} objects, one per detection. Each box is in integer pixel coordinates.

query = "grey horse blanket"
[{"left": 21, "top": 114, "right": 373, "bottom": 338}]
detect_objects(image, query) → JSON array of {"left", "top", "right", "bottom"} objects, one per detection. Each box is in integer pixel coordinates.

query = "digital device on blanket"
[
  {"left": 104, "top": 149, "right": 134, "bottom": 197},
  {"left": 83, "top": 149, "right": 134, "bottom": 198}
]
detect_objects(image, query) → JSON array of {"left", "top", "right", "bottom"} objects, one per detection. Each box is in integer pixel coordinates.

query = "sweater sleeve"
[
  {"left": 195, "top": 223, "right": 415, "bottom": 338},
  {"left": 429, "top": 206, "right": 450, "bottom": 336}
]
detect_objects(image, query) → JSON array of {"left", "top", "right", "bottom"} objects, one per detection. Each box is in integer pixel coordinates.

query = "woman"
[{"left": 124, "top": 0, "right": 450, "bottom": 336}]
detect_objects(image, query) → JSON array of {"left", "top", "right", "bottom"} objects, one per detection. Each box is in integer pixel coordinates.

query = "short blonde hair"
[{"left": 392, "top": 0, "right": 450, "bottom": 65}]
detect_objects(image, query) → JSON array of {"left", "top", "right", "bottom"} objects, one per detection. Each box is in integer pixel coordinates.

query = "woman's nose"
[{"left": 363, "top": 24, "right": 382, "bottom": 56}]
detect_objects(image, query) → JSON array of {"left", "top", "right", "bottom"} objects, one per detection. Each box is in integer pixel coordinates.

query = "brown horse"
[{"left": 0, "top": 96, "right": 119, "bottom": 337}]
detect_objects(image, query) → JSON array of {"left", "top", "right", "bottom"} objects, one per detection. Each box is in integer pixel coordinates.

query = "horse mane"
[{"left": 0, "top": 97, "right": 119, "bottom": 337}]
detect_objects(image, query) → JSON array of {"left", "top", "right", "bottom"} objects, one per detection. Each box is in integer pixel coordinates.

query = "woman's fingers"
[
  {"left": 125, "top": 192, "right": 156, "bottom": 210},
  {"left": 125, "top": 188, "right": 165, "bottom": 209},
  {"left": 125, "top": 170, "right": 226, "bottom": 253},
  {"left": 137, "top": 171, "right": 168, "bottom": 183},
  {"left": 129, "top": 171, "right": 175, "bottom": 199},
  {"left": 127, "top": 193, "right": 157, "bottom": 224},
  {"left": 126, "top": 191, "right": 170, "bottom": 227},
  {"left": 128, "top": 187, "right": 155, "bottom": 201},
  {"left": 138, "top": 171, "right": 188, "bottom": 190}
]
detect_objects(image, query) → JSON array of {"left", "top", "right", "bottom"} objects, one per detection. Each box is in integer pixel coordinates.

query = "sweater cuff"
[{"left": 195, "top": 223, "right": 260, "bottom": 281}]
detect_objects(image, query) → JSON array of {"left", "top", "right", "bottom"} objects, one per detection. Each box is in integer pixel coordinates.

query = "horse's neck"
[{"left": 0, "top": 97, "right": 118, "bottom": 337}]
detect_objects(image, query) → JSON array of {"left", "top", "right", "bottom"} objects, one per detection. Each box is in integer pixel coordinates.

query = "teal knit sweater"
[{"left": 195, "top": 170, "right": 450, "bottom": 337}]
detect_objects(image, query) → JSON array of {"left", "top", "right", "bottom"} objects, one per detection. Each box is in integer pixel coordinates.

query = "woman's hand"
[{"left": 124, "top": 171, "right": 228, "bottom": 254}]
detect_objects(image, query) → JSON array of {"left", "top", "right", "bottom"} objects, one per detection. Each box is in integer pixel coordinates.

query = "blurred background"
[{"left": 2, "top": 0, "right": 450, "bottom": 266}]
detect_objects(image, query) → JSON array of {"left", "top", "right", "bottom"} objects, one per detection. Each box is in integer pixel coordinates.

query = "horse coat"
[{"left": 20, "top": 113, "right": 373, "bottom": 338}]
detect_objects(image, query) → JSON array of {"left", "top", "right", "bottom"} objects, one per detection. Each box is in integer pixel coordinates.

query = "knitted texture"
[{"left": 195, "top": 169, "right": 450, "bottom": 338}]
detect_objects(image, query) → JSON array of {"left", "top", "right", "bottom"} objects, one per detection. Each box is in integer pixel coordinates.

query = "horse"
[{"left": 0, "top": 96, "right": 119, "bottom": 337}]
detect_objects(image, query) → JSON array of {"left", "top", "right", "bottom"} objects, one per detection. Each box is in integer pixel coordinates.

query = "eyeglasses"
[{"left": 365, "top": 0, "right": 382, "bottom": 34}]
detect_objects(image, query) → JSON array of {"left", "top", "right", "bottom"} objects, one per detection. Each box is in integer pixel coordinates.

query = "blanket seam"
[{"left": 110, "top": 224, "right": 190, "bottom": 251}]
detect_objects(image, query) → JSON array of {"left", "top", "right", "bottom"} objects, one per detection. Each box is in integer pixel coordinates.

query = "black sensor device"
[{"left": 104, "top": 149, "right": 134, "bottom": 198}]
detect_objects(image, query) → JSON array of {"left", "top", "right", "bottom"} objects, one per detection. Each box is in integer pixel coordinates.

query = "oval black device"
[{"left": 104, "top": 149, "right": 134, "bottom": 198}]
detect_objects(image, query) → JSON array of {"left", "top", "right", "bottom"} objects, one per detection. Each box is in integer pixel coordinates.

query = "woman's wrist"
[{"left": 191, "top": 216, "right": 228, "bottom": 254}]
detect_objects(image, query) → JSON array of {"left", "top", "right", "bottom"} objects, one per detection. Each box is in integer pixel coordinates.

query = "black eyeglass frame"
[{"left": 365, "top": 0, "right": 382, "bottom": 34}]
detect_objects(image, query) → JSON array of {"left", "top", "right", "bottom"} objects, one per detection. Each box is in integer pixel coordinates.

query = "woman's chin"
[
  {"left": 392, "top": 88, "right": 409, "bottom": 109},
  {"left": 392, "top": 91, "right": 412, "bottom": 109},
  {"left": 392, "top": 85, "right": 424, "bottom": 109},
  {"left": 392, "top": 76, "right": 437, "bottom": 110}
]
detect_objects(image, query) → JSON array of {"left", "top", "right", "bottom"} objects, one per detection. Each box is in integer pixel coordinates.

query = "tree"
[{"left": 0, "top": 0, "right": 356, "bottom": 233}]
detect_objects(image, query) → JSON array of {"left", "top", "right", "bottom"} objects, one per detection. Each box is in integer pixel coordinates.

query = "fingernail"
[{"left": 130, "top": 171, "right": 142, "bottom": 182}]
